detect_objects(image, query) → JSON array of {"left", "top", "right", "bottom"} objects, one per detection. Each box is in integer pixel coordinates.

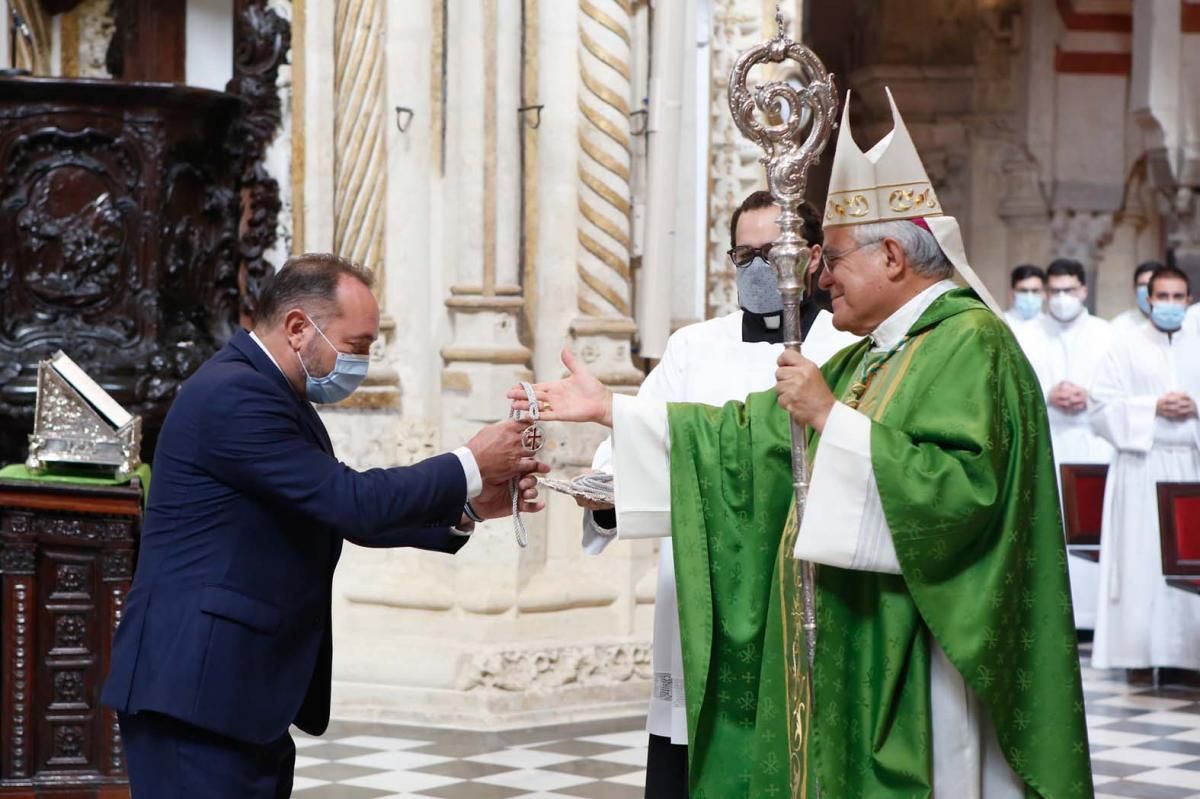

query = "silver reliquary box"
[{"left": 25, "top": 351, "right": 142, "bottom": 479}]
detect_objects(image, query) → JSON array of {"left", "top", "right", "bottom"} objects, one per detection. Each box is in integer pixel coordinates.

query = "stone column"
[
  {"left": 328, "top": 0, "right": 402, "bottom": 410},
  {"left": 440, "top": 0, "right": 533, "bottom": 455},
  {"left": 569, "top": 0, "right": 643, "bottom": 397},
  {"left": 9, "top": 0, "right": 52, "bottom": 75},
  {"left": 311, "top": 0, "right": 657, "bottom": 728}
]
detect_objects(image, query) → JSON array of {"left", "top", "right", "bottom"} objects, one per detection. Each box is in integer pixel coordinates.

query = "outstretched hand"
[{"left": 507, "top": 347, "right": 614, "bottom": 427}]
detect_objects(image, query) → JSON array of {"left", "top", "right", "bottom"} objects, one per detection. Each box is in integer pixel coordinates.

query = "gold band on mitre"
[{"left": 824, "top": 181, "right": 941, "bottom": 224}]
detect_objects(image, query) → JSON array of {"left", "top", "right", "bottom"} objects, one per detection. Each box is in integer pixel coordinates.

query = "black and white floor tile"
[
  {"left": 291, "top": 715, "right": 648, "bottom": 799},
  {"left": 293, "top": 646, "right": 1200, "bottom": 798}
]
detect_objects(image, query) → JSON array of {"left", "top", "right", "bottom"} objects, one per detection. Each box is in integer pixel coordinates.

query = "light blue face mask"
[
  {"left": 1011, "top": 292, "right": 1042, "bottom": 320},
  {"left": 1150, "top": 301, "right": 1187, "bottom": 333},
  {"left": 297, "top": 315, "right": 370, "bottom": 404},
  {"left": 1136, "top": 284, "right": 1151, "bottom": 316}
]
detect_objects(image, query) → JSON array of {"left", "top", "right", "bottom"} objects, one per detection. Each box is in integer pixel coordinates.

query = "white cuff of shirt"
[
  {"left": 453, "top": 446, "right": 483, "bottom": 499},
  {"left": 611, "top": 393, "right": 673, "bottom": 539}
]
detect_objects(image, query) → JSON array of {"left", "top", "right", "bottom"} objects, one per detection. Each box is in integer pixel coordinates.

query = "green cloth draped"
[
  {"left": 667, "top": 290, "right": 1093, "bottom": 798},
  {"left": 0, "top": 462, "right": 150, "bottom": 490}
]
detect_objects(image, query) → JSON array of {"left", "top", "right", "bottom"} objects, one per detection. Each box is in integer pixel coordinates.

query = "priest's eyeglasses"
[
  {"left": 821, "top": 240, "right": 882, "bottom": 273},
  {"left": 728, "top": 243, "right": 774, "bottom": 269}
]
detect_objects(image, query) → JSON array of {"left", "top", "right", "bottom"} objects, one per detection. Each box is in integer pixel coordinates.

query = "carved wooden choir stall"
[
  {"left": 0, "top": 478, "right": 141, "bottom": 797},
  {"left": 0, "top": 0, "right": 290, "bottom": 793}
]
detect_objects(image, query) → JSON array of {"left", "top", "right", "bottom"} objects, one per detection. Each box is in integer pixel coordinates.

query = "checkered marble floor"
[
  {"left": 293, "top": 645, "right": 1200, "bottom": 799},
  {"left": 291, "top": 715, "right": 648, "bottom": 799}
]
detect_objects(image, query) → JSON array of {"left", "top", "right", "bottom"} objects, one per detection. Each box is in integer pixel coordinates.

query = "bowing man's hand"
[
  {"left": 775, "top": 349, "right": 836, "bottom": 433},
  {"left": 471, "top": 460, "right": 551, "bottom": 519},
  {"left": 467, "top": 419, "right": 540, "bottom": 484},
  {"left": 507, "top": 347, "right": 614, "bottom": 427}
]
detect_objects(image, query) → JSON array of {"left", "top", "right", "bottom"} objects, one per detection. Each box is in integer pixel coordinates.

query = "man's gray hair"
[{"left": 851, "top": 220, "right": 953, "bottom": 280}]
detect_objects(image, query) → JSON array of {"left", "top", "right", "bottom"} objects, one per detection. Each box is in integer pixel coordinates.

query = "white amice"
[
  {"left": 1090, "top": 323, "right": 1200, "bottom": 670},
  {"left": 1021, "top": 309, "right": 1114, "bottom": 629},
  {"left": 608, "top": 281, "right": 1023, "bottom": 798},
  {"left": 582, "top": 308, "right": 855, "bottom": 744}
]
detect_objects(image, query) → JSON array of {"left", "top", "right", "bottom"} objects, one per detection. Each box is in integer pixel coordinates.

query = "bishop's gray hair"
[{"left": 851, "top": 220, "right": 953, "bottom": 280}]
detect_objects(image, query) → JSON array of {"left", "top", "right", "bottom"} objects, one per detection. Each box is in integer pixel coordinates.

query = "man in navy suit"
[{"left": 102, "top": 254, "right": 546, "bottom": 798}]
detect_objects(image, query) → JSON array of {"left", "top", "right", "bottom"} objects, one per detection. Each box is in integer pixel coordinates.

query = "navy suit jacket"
[{"left": 102, "top": 331, "right": 469, "bottom": 745}]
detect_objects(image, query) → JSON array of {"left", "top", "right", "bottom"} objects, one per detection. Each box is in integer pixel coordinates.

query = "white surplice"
[
  {"left": 582, "top": 309, "right": 857, "bottom": 744},
  {"left": 1021, "top": 310, "right": 1114, "bottom": 628},
  {"left": 609, "top": 281, "right": 1023, "bottom": 798},
  {"left": 1090, "top": 321, "right": 1200, "bottom": 669},
  {"left": 1110, "top": 307, "right": 1148, "bottom": 338},
  {"left": 1002, "top": 308, "right": 1043, "bottom": 351}
]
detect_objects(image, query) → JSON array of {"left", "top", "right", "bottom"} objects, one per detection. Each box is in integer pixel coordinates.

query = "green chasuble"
[{"left": 668, "top": 290, "right": 1093, "bottom": 798}]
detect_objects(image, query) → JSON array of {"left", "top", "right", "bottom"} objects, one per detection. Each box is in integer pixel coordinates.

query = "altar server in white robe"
[
  {"left": 1109, "top": 261, "right": 1160, "bottom": 336},
  {"left": 1091, "top": 264, "right": 1200, "bottom": 674},
  {"left": 1023, "top": 257, "right": 1113, "bottom": 629},
  {"left": 1002, "top": 263, "right": 1045, "bottom": 348},
  {"left": 579, "top": 190, "right": 857, "bottom": 798}
]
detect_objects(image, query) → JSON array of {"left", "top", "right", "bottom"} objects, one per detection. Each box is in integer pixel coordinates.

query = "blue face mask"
[
  {"left": 1136, "top": 284, "right": 1151, "bottom": 316},
  {"left": 1150, "top": 301, "right": 1187, "bottom": 333},
  {"left": 1011, "top": 292, "right": 1042, "bottom": 320},
  {"left": 297, "top": 315, "right": 370, "bottom": 403}
]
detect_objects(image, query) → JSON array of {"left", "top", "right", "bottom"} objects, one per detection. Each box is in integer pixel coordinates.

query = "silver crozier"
[{"left": 727, "top": 8, "right": 836, "bottom": 797}]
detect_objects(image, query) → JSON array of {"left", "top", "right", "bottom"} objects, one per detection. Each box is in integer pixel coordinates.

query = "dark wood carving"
[
  {"left": 0, "top": 6, "right": 293, "bottom": 466},
  {"left": 0, "top": 478, "right": 141, "bottom": 796},
  {"left": 0, "top": 78, "right": 244, "bottom": 465},
  {"left": 38, "top": 0, "right": 87, "bottom": 14},
  {"left": 105, "top": 0, "right": 187, "bottom": 84},
  {"left": 228, "top": 0, "right": 292, "bottom": 320}
]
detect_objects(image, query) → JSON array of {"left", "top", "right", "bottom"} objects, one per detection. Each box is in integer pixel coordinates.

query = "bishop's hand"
[
  {"left": 507, "top": 347, "right": 614, "bottom": 427},
  {"left": 775, "top": 349, "right": 836, "bottom": 433}
]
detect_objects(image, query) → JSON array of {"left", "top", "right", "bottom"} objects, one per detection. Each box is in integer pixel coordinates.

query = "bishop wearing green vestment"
[{"left": 514, "top": 90, "right": 1093, "bottom": 799}]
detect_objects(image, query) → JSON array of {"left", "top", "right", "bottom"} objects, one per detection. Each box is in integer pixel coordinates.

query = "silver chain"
[{"left": 509, "top": 381, "right": 543, "bottom": 548}]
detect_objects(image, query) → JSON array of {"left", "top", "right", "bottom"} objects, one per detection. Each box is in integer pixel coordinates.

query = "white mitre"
[{"left": 823, "top": 88, "right": 1001, "bottom": 313}]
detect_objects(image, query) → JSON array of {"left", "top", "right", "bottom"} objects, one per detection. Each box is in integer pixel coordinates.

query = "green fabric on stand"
[
  {"left": 0, "top": 463, "right": 151, "bottom": 499},
  {"left": 667, "top": 290, "right": 1093, "bottom": 799}
]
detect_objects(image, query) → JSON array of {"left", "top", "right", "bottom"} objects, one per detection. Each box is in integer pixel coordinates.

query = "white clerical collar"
[
  {"left": 249, "top": 331, "right": 286, "bottom": 376},
  {"left": 870, "top": 280, "right": 957, "bottom": 351}
]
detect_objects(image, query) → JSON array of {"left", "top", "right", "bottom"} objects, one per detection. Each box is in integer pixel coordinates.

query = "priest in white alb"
[
  {"left": 1021, "top": 257, "right": 1112, "bottom": 630},
  {"left": 517, "top": 90, "right": 1092, "bottom": 799},
  {"left": 1091, "top": 264, "right": 1200, "bottom": 677}
]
